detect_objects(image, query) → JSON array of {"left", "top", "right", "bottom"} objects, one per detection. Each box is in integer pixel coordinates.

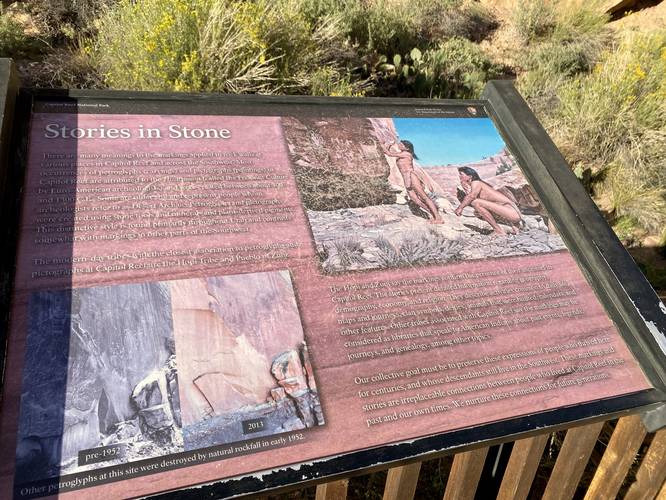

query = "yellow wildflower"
[{"left": 633, "top": 64, "right": 646, "bottom": 80}]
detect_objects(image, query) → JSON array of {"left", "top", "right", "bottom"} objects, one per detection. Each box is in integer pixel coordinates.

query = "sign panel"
[{"left": 0, "top": 91, "right": 663, "bottom": 499}]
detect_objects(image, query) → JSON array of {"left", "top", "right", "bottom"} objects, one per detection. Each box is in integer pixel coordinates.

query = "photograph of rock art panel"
[
  {"left": 170, "top": 271, "right": 323, "bottom": 451},
  {"left": 15, "top": 283, "right": 183, "bottom": 485},
  {"left": 283, "top": 116, "right": 566, "bottom": 274}
]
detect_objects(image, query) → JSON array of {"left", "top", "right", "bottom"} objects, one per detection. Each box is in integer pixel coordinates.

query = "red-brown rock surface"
[
  {"left": 170, "top": 271, "right": 306, "bottom": 426},
  {"left": 283, "top": 116, "right": 388, "bottom": 177}
]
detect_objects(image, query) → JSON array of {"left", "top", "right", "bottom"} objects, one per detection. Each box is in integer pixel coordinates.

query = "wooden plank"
[
  {"left": 383, "top": 462, "right": 421, "bottom": 500},
  {"left": 583, "top": 415, "right": 648, "bottom": 500},
  {"left": 658, "top": 476, "right": 666, "bottom": 500},
  {"left": 442, "top": 447, "right": 489, "bottom": 500},
  {"left": 315, "top": 479, "right": 349, "bottom": 500},
  {"left": 543, "top": 421, "right": 605, "bottom": 500},
  {"left": 625, "top": 429, "right": 666, "bottom": 500},
  {"left": 497, "top": 433, "right": 549, "bottom": 500},
  {"left": 383, "top": 462, "right": 422, "bottom": 500}
]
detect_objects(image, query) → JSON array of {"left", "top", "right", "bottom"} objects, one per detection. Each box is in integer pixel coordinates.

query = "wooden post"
[
  {"left": 383, "top": 462, "right": 422, "bottom": 500},
  {"left": 658, "top": 477, "right": 666, "bottom": 500},
  {"left": 583, "top": 416, "right": 647, "bottom": 500},
  {"left": 497, "top": 433, "right": 549, "bottom": 500},
  {"left": 543, "top": 421, "right": 605, "bottom": 500},
  {"left": 624, "top": 429, "right": 666, "bottom": 500},
  {"left": 315, "top": 479, "right": 349, "bottom": 500},
  {"left": 442, "top": 447, "right": 489, "bottom": 500}
]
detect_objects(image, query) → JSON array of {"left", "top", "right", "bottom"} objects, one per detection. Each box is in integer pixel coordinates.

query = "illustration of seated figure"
[
  {"left": 454, "top": 166, "right": 522, "bottom": 236},
  {"left": 379, "top": 139, "right": 444, "bottom": 224}
]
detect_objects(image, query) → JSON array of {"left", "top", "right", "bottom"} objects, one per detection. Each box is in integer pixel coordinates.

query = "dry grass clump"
[
  {"left": 0, "top": 6, "right": 43, "bottom": 58},
  {"left": 513, "top": 0, "right": 610, "bottom": 107},
  {"left": 294, "top": 165, "right": 395, "bottom": 212},
  {"left": 554, "top": 32, "right": 665, "bottom": 169},
  {"left": 512, "top": 0, "right": 608, "bottom": 45},
  {"left": 420, "top": 1, "right": 498, "bottom": 43},
  {"left": 25, "top": 0, "right": 115, "bottom": 40},
  {"left": 18, "top": 45, "right": 104, "bottom": 88},
  {"left": 333, "top": 238, "right": 367, "bottom": 269},
  {"left": 511, "top": 1, "right": 665, "bottom": 246},
  {"left": 375, "top": 231, "right": 462, "bottom": 268},
  {"left": 512, "top": 0, "right": 558, "bottom": 43},
  {"left": 195, "top": 1, "right": 278, "bottom": 94},
  {"left": 552, "top": 31, "right": 665, "bottom": 237}
]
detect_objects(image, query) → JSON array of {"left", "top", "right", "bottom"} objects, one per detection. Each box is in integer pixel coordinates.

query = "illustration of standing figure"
[
  {"left": 454, "top": 166, "right": 522, "bottom": 235},
  {"left": 380, "top": 140, "right": 444, "bottom": 224}
]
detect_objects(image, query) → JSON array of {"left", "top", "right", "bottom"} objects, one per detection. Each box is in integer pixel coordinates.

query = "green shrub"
[
  {"left": 234, "top": 1, "right": 314, "bottom": 79},
  {"left": 600, "top": 132, "right": 666, "bottom": 234},
  {"left": 515, "top": 1, "right": 609, "bottom": 104},
  {"left": 235, "top": 0, "right": 350, "bottom": 91},
  {"left": 374, "top": 38, "right": 498, "bottom": 98},
  {"left": 512, "top": 0, "right": 557, "bottom": 43},
  {"left": 518, "top": 40, "right": 599, "bottom": 103},
  {"left": 95, "top": 0, "right": 349, "bottom": 93},
  {"left": 554, "top": 32, "right": 665, "bottom": 168},
  {"left": 308, "top": 67, "right": 361, "bottom": 96},
  {"left": 417, "top": 0, "right": 496, "bottom": 44},
  {"left": 424, "top": 37, "right": 499, "bottom": 97},
  {"left": 95, "top": 0, "right": 275, "bottom": 92},
  {"left": 195, "top": 1, "right": 276, "bottom": 93},
  {"left": 346, "top": 0, "right": 421, "bottom": 56},
  {"left": 0, "top": 8, "right": 40, "bottom": 58},
  {"left": 338, "top": 0, "right": 494, "bottom": 56},
  {"left": 95, "top": 0, "right": 498, "bottom": 95},
  {"left": 296, "top": 0, "right": 353, "bottom": 25},
  {"left": 27, "top": 0, "right": 116, "bottom": 40},
  {"left": 96, "top": 0, "right": 204, "bottom": 91}
]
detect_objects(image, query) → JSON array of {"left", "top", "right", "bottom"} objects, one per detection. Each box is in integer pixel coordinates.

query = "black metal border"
[
  {"left": 0, "top": 62, "right": 25, "bottom": 394},
  {"left": 0, "top": 82, "right": 664, "bottom": 499}
]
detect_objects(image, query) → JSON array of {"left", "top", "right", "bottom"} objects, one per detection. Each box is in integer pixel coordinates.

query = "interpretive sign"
[{"left": 0, "top": 76, "right": 664, "bottom": 499}]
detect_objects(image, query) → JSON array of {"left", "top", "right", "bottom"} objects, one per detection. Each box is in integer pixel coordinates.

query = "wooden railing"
[{"left": 258, "top": 416, "right": 665, "bottom": 499}]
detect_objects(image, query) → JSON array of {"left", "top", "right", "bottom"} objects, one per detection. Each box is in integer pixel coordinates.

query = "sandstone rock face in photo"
[
  {"left": 271, "top": 345, "right": 321, "bottom": 428},
  {"left": 283, "top": 116, "right": 396, "bottom": 211},
  {"left": 131, "top": 354, "right": 182, "bottom": 445},
  {"left": 171, "top": 271, "right": 323, "bottom": 451},
  {"left": 16, "top": 291, "right": 72, "bottom": 483},
  {"left": 17, "top": 283, "right": 184, "bottom": 481},
  {"left": 487, "top": 168, "right": 547, "bottom": 218},
  {"left": 283, "top": 116, "right": 388, "bottom": 177},
  {"left": 369, "top": 117, "right": 449, "bottom": 205},
  {"left": 183, "top": 343, "right": 324, "bottom": 450},
  {"left": 170, "top": 271, "right": 308, "bottom": 426},
  {"left": 63, "top": 283, "right": 176, "bottom": 460}
]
